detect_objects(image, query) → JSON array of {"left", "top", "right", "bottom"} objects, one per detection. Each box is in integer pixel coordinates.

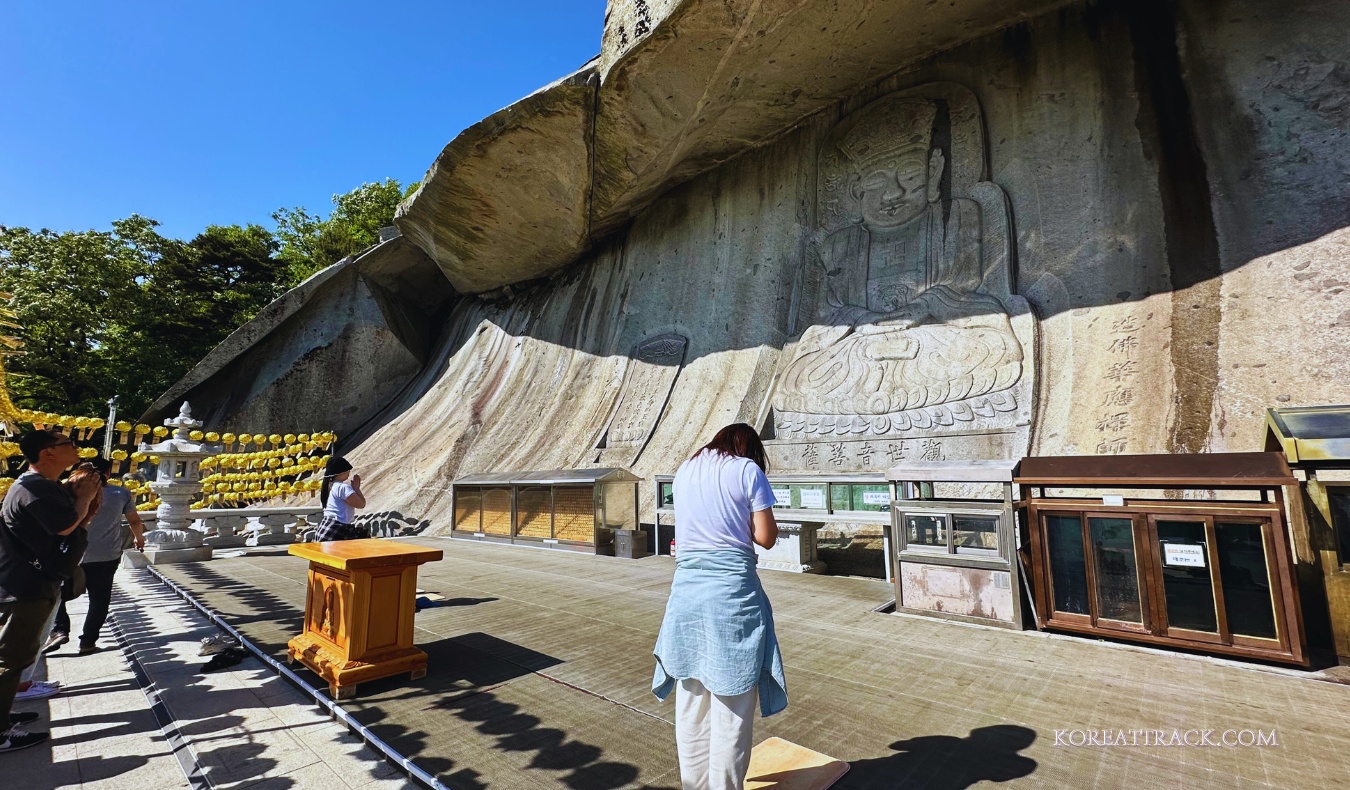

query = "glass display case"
[
  {"left": 1019, "top": 452, "right": 1307, "bottom": 666},
  {"left": 452, "top": 469, "right": 642, "bottom": 556},
  {"left": 886, "top": 460, "right": 1024, "bottom": 629},
  {"left": 1266, "top": 405, "right": 1350, "bottom": 664}
]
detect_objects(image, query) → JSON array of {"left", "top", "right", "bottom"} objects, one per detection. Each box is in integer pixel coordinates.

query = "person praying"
[
  {"left": 317, "top": 456, "right": 367, "bottom": 541},
  {"left": 651, "top": 423, "right": 788, "bottom": 790}
]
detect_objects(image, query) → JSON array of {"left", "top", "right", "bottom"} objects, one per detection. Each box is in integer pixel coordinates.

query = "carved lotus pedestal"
[{"left": 286, "top": 539, "right": 443, "bottom": 700}]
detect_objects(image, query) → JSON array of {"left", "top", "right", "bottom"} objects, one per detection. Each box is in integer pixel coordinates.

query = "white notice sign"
[
  {"left": 799, "top": 489, "right": 826, "bottom": 509},
  {"left": 772, "top": 488, "right": 791, "bottom": 506},
  {"left": 863, "top": 491, "right": 891, "bottom": 505},
  {"left": 1164, "top": 543, "right": 1207, "bottom": 568}
]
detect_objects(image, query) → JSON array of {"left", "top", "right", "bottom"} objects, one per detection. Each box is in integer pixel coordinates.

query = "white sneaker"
[
  {"left": 199, "top": 634, "right": 241, "bottom": 656},
  {"left": 14, "top": 681, "right": 60, "bottom": 701}
]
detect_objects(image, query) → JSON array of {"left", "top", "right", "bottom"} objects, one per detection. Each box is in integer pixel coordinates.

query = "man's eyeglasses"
[{"left": 47, "top": 440, "right": 75, "bottom": 450}]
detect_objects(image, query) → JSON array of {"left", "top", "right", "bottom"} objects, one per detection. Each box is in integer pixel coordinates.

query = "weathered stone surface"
[
  {"left": 1176, "top": 0, "right": 1350, "bottom": 453},
  {"left": 394, "top": 66, "right": 597, "bottom": 294},
  {"left": 590, "top": 0, "right": 1074, "bottom": 239},
  {"left": 399, "top": 0, "right": 1074, "bottom": 292},
  {"left": 142, "top": 237, "right": 456, "bottom": 439}
]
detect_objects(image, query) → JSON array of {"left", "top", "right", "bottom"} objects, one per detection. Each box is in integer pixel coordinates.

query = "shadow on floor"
[
  {"left": 166, "top": 561, "right": 670, "bottom": 790},
  {"left": 840, "top": 725, "right": 1037, "bottom": 789}
]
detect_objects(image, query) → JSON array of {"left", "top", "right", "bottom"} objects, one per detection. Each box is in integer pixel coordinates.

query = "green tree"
[
  {"left": 273, "top": 178, "right": 417, "bottom": 282},
  {"left": 0, "top": 217, "right": 164, "bottom": 416},
  {"left": 0, "top": 218, "right": 293, "bottom": 418}
]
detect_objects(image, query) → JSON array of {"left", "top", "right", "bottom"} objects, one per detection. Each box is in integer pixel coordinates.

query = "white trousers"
[{"left": 675, "top": 677, "right": 757, "bottom": 790}]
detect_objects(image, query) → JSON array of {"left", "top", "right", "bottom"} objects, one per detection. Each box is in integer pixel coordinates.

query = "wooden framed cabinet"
[{"left": 1020, "top": 453, "right": 1306, "bottom": 666}]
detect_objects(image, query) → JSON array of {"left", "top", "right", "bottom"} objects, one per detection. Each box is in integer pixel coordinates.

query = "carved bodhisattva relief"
[
  {"left": 768, "top": 84, "right": 1036, "bottom": 470},
  {"left": 594, "top": 332, "right": 688, "bottom": 467}
]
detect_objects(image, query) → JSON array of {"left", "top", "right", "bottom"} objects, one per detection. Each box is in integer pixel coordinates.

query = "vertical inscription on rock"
[{"left": 1095, "top": 317, "right": 1139, "bottom": 455}]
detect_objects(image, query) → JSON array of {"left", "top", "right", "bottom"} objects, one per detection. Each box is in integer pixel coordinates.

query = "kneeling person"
[{"left": 317, "top": 457, "right": 366, "bottom": 541}]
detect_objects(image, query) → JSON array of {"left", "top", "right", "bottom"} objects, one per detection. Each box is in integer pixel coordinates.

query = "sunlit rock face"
[
  {"left": 157, "top": 0, "right": 1350, "bottom": 546},
  {"left": 143, "top": 237, "right": 456, "bottom": 440}
]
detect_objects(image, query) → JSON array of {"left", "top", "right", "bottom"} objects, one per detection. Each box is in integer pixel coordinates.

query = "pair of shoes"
[
  {"left": 77, "top": 643, "right": 101, "bottom": 656},
  {"left": 8, "top": 712, "right": 39, "bottom": 726},
  {"left": 198, "top": 633, "right": 241, "bottom": 656},
  {"left": 14, "top": 681, "right": 60, "bottom": 701},
  {"left": 40, "top": 632, "right": 68, "bottom": 654},
  {"left": 200, "top": 647, "right": 249, "bottom": 673},
  {"left": 0, "top": 725, "right": 49, "bottom": 753}
]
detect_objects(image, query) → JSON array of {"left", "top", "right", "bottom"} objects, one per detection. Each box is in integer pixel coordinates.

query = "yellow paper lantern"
[
  {"left": 189, "top": 430, "right": 204, "bottom": 441},
  {"left": 268, "top": 434, "right": 282, "bottom": 446},
  {"left": 151, "top": 426, "right": 168, "bottom": 438},
  {"left": 205, "top": 432, "right": 220, "bottom": 442},
  {"left": 238, "top": 433, "right": 253, "bottom": 446}
]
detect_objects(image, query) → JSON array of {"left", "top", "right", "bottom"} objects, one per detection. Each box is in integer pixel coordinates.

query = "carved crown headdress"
[{"left": 836, "top": 98, "right": 937, "bottom": 171}]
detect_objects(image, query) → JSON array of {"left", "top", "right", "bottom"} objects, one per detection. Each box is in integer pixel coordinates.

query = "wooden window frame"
[{"left": 1025, "top": 495, "right": 1304, "bottom": 665}]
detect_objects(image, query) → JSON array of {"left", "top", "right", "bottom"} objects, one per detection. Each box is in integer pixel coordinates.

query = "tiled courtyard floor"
[{"left": 152, "top": 537, "right": 1350, "bottom": 789}]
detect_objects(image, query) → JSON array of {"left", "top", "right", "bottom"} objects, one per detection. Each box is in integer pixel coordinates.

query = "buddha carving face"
[
  {"left": 853, "top": 149, "right": 944, "bottom": 229},
  {"left": 836, "top": 97, "right": 945, "bottom": 231}
]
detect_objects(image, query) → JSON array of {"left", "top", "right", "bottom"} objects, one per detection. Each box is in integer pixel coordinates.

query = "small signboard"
[
  {"left": 862, "top": 491, "right": 890, "bottom": 505},
  {"left": 799, "top": 489, "right": 826, "bottom": 509},
  {"left": 772, "top": 487, "right": 791, "bottom": 506},
  {"left": 1163, "top": 543, "right": 1207, "bottom": 568}
]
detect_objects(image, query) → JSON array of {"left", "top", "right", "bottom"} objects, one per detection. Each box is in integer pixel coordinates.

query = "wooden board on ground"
[{"left": 745, "top": 736, "right": 849, "bottom": 790}]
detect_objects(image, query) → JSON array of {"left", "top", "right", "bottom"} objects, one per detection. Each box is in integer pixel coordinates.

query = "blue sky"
[{"left": 1, "top": 1, "right": 605, "bottom": 240}]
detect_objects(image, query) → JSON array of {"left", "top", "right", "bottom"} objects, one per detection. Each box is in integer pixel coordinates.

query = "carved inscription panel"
[{"left": 596, "top": 332, "right": 687, "bottom": 467}]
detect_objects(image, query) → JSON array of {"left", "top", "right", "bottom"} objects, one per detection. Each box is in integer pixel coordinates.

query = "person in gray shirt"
[{"left": 49, "top": 457, "right": 143, "bottom": 655}]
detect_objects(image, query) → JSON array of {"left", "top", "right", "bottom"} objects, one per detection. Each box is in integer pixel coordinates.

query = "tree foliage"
[
  {"left": 273, "top": 178, "right": 416, "bottom": 282},
  {"left": 0, "top": 178, "right": 414, "bottom": 419}
]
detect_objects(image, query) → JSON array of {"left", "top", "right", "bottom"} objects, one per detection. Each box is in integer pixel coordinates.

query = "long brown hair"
[{"left": 692, "top": 423, "right": 769, "bottom": 472}]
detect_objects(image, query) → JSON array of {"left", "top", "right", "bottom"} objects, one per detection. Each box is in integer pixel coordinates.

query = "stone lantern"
[{"left": 139, "top": 402, "right": 221, "bottom": 564}]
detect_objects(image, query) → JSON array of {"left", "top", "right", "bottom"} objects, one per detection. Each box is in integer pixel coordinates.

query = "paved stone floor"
[
  {"left": 148, "top": 537, "right": 1350, "bottom": 790},
  {"left": 9, "top": 568, "right": 409, "bottom": 789}
]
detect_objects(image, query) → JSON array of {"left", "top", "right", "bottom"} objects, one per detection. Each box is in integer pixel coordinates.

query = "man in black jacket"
[{"left": 0, "top": 430, "right": 97, "bottom": 754}]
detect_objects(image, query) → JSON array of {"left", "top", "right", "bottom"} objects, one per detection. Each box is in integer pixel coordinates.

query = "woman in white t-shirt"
[
  {"left": 317, "top": 456, "right": 367, "bottom": 541},
  {"left": 651, "top": 423, "right": 787, "bottom": 790}
]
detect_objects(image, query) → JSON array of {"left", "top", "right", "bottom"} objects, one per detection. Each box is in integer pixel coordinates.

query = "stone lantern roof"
[{"left": 139, "top": 401, "right": 222, "bottom": 456}]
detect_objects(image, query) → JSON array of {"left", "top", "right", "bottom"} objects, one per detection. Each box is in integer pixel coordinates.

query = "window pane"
[
  {"left": 659, "top": 482, "right": 674, "bottom": 508},
  {"left": 515, "top": 486, "right": 552, "bottom": 538},
  {"left": 481, "top": 487, "right": 512, "bottom": 535},
  {"left": 1331, "top": 490, "right": 1350, "bottom": 566},
  {"left": 1045, "top": 515, "right": 1089, "bottom": 615},
  {"left": 851, "top": 484, "right": 891, "bottom": 512},
  {"left": 552, "top": 486, "right": 594, "bottom": 542},
  {"left": 792, "top": 484, "right": 827, "bottom": 510},
  {"left": 1090, "top": 517, "right": 1142, "bottom": 623},
  {"left": 1216, "top": 522, "right": 1278, "bottom": 640},
  {"left": 830, "top": 484, "right": 851, "bottom": 512},
  {"left": 953, "top": 515, "right": 999, "bottom": 553},
  {"left": 1157, "top": 520, "right": 1218, "bottom": 633},
  {"left": 906, "top": 515, "right": 947, "bottom": 550},
  {"left": 454, "top": 489, "right": 480, "bottom": 531},
  {"left": 600, "top": 482, "right": 636, "bottom": 531}
]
